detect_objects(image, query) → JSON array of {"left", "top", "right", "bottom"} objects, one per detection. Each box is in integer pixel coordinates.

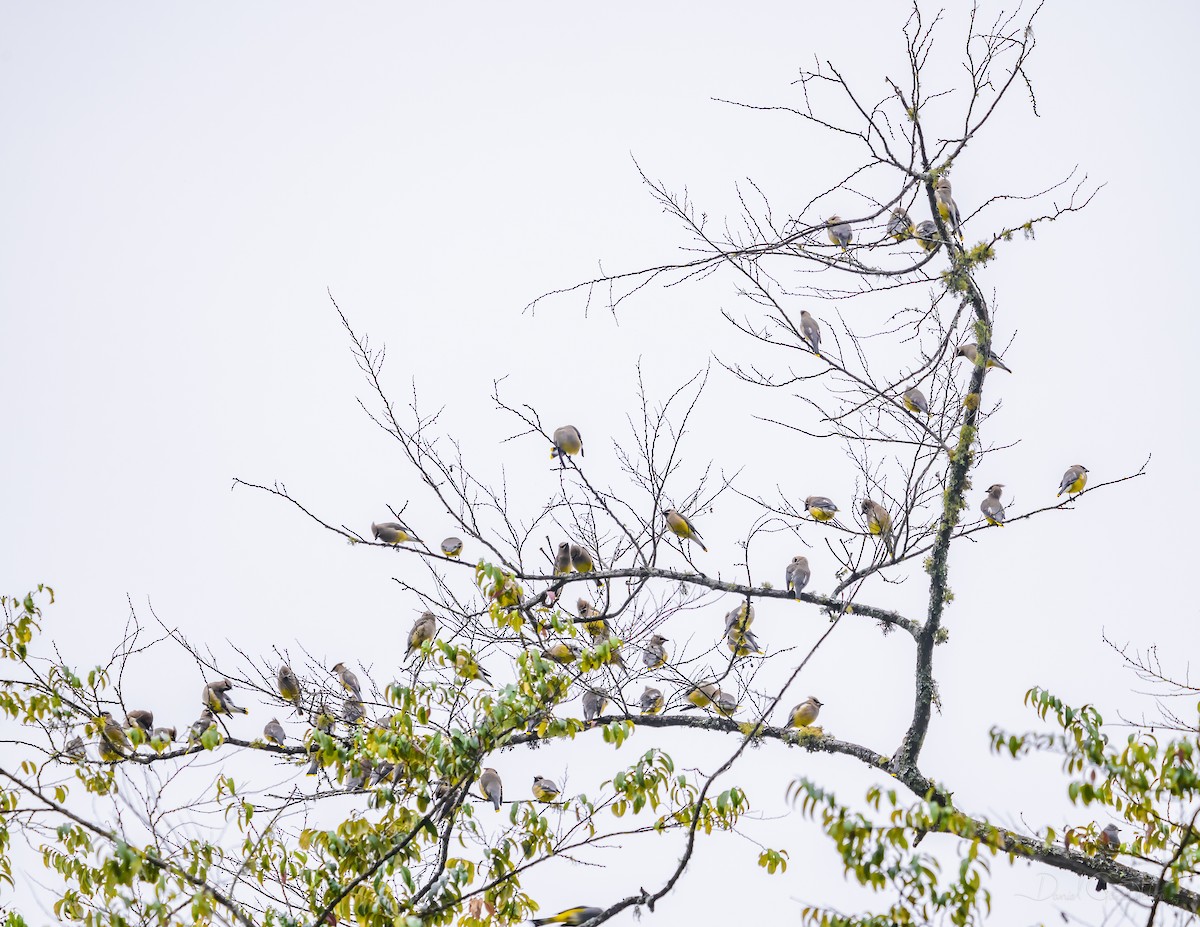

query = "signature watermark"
[{"left": 1015, "top": 873, "right": 1104, "bottom": 903}]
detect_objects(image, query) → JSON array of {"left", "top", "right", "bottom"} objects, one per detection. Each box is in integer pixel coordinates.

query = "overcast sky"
[{"left": 3, "top": 2, "right": 1198, "bottom": 924}]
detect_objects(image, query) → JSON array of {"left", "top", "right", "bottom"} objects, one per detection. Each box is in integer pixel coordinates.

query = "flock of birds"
[{"left": 57, "top": 385, "right": 1097, "bottom": 920}]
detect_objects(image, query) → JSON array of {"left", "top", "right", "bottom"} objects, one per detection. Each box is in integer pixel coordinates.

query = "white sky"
[{"left": 3, "top": 2, "right": 1199, "bottom": 924}]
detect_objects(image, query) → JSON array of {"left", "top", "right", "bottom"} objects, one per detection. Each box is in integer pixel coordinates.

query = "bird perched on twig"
[
  {"left": 479, "top": 767, "right": 504, "bottom": 812},
  {"left": 785, "top": 555, "right": 810, "bottom": 600},
  {"left": 788, "top": 696, "right": 823, "bottom": 729},
  {"left": 550, "top": 425, "right": 584, "bottom": 466},
  {"left": 372, "top": 520, "right": 419, "bottom": 544},
  {"left": 203, "top": 679, "right": 248, "bottom": 716},
  {"left": 1058, "top": 464, "right": 1088, "bottom": 498},
  {"left": 531, "top": 775, "right": 561, "bottom": 802},
  {"left": 980, "top": 484, "right": 1006, "bottom": 526},
  {"left": 662, "top": 508, "right": 707, "bottom": 552}
]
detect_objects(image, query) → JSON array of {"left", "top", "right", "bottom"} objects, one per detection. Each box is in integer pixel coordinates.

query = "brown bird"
[
  {"left": 277, "top": 664, "right": 302, "bottom": 708},
  {"left": 788, "top": 696, "right": 823, "bottom": 729},
  {"left": 479, "top": 767, "right": 504, "bottom": 812},
  {"left": 406, "top": 611, "right": 438, "bottom": 660},
  {"left": 981, "top": 484, "right": 1006, "bottom": 526},
  {"left": 785, "top": 555, "right": 810, "bottom": 599},
  {"left": 860, "top": 499, "right": 895, "bottom": 558},
  {"left": 125, "top": 709, "right": 154, "bottom": 734}
]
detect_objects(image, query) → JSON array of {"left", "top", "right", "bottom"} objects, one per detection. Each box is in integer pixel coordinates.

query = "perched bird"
[
  {"left": 345, "top": 756, "right": 374, "bottom": 791},
  {"left": 332, "top": 663, "right": 362, "bottom": 700},
  {"left": 1095, "top": 824, "right": 1121, "bottom": 891},
  {"left": 913, "top": 219, "right": 941, "bottom": 252},
  {"left": 713, "top": 692, "right": 739, "bottom": 717},
  {"left": 342, "top": 698, "right": 365, "bottom": 725},
  {"left": 188, "top": 708, "right": 217, "bottom": 745},
  {"left": 479, "top": 767, "right": 504, "bottom": 812},
  {"left": 582, "top": 690, "right": 608, "bottom": 725},
  {"left": 532, "top": 775, "right": 561, "bottom": 802},
  {"left": 642, "top": 634, "right": 669, "bottom": 670},
  {"left": 1058, "top": 464, "right": 1089, "bottom": 497},
  {"left": 724, "top": 602, "right": 755, "bottom": 634},
  {"left": 62, "top": 734, "right": 86, "bottom": 762},
  {"left": 150, "top": 727, "right": 176, "bottom": 750},
  {"left": 125, "top": 709, "right": 154, "bottom": 734},
  {"left": 455, "top": 650, "right": 493, "bottom": 686},
  {"left": 440, "top": 536, "right": 464, "bottom": 558},
  {"left": 553, "top": 542, "right": 573, "bottom": 576},
  {"left": 684, "top": 682, "right": 721, "bottom": 710},
  {"left": 662, "top": 508, "right": 707, "bottom": 552},
  {"left": 577, "top": 599, "right": 610, "bottom": 642},
  {"left": 97, "top": 712, "right": 131, "bottom": 762},
  {"left": 542, "top": 640, "right": 582, "bottom": 665},
  {"left": 530, "top": 907, "right": 604, "bottom": 926},
  {"left": 887, "top": 207, "right": 914, "bottom": 242},
  {"left": 804, "top": 496, "right": 839, "bottom": 522},
  {"left": 955, "top": 343, "right": 1012, "bottom": 373},
  {"left": 370, "top": 761, "right": 401, "bottom": 787},
  {"left": 980, "top": 484, "right": 1006, "bottom": 526},
  {"left": 639, "top": 686, "right": 664, "bottom": 715},
  {"left": 406, "top": 611, "right": 439, "bottom": 659},
  {"left": 550, "top": 426, "right": 584, "bottom": 465},
  {"left": 785, "top": 555, "right": 811, "bottom": 599},
  {"left": 570, "top": 544, "right": 602, "bottom": 588},
  {"left": 902, "top": 387, "right": 929, "bottom": 416},
  {"left": 277, "top": 664, "right": 302, "bottom": 708},
  {"left": 934, "top": 176, "right": 962, "bottom": 238},
  {"left": 726, "top": 625, "right": 764, "bottom": 658},
  {"left": 788, "top": 696, "right": 824, "bottom": 729},
  {"left": 826, "top": 215, "right": 853, "bottom": 250},
  {"left": 263, "top": 718, "right": 286, "bottom": 746},
  {"left": 799, "top": 310, "right": 822, "bottom": 357},
  {"left": 372, "top": 521, "right": 418, "bottom": 544},
  {"left": 204, "top": 680, "right": 248, "bottom": 716},
  {"left": 860, "top": 499, "right": 896, "bottom": 558}
]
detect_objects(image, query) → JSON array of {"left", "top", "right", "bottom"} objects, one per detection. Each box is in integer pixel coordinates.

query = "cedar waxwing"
[
  {"left": 726, "top": 625, "right": 764, "bottom": 658},
  {"left": 277, "top": 664, "right": 302, "bottom": 707},
  {"left": 914, "top": 220, "right": 941, "bottom": 252},
  {"left": 125, "top": 709, "right": 153, "bottom": 734},
  {"left": 860, "top": 499, "right": 895, "bottom": 557},
  {"left": 934, "top": 176, "right": 962, "bottom": 238},
  {"left": 714, "top": 691, "right": 739, "bottom": 717},
  {"left": 826, "top": 215, "right": 853, "bottom": 249},
  {"left": 662, "top": 508, "right": 708, "bottom": 552},
  {"left": 188, "top": 708, "right": 217, "bottom": 745},
  {"left": 799, "top": 310, "right": 822, "bottom": 357},
  {"left": 785, "top": 555, "right": 811, "bottom": 599},
  {"left": 406, "top": 611, "right": 438, "bottom": 659},
  {"left": 372, "top": 521, "right": 418, "bottom": 544},
  {"left": 570, "top": 544, "right": 603, "bottom": 588},
  {"left": 1095, "top": 824, "right": 1121, "bottom": 891},
  {"left": 531, "top": 775, "right": 561, "bottom": 802},
  {"left": 542, "top": 641, "right": 582, "bottom": 665},
  {"left": 582, "top": 689, "right": 608, "bottom": 724},
  {"left": 62, "top": 734, "right": 87, "bottom": 762},
  {"left": 530, "top": 907, "right": 604, "bottom": 926},
  {"left": 956, "top": 343, "right": 1012, "bottom": 373},
  {"left": 332, "top": 663, "right": 362, "bottom": 700},
  {"left": 642, "top": 634, "right": 669, "bottom": 670},
  {"left": 1058, "top": 464, "right": 1088, "bottom": 497},
  {"left": 788, "top": 696, "right": 823, "bottom": 729},
  {"left": 724, "top": 602, "right": 755, "bottom": 634},
  {"left": 345, "top": 756, "right": 374, "bottom": 791},
  {"left": 981, "top": 484, "right": 1006, "bottom": 526},
  {"left": 342, "top": 697, "right": 365, "bottom": 725},
  {"left": 887, "top": 207, "right": 914, "bottom": 242},
  {"left": 97, "top": 712, "right": 131, "bottom": 762},
  {"left": 684, "top": 682, "right": 721, "bottom": 710},
  {"left": 902, "top": 387, "right": 929, "bottom": 416},
  {"left": 263, "top": 718, "right": 286, "bottom": 746},
  {"left": 440, "top": 536, "right": 464, "bottom": 558},
  {"left": 554, "top": 542, "right": 573, "bottom": 576},
  {"left": 639, "top": 686, "right": 664, "bottom": 715},
  {"left": 550, "top": 426, "right": 584, "bottom": 464},
  {"left": 577, "top": 599, "right": 610, "bottom": 642},
  {"left": 150, "top": 727, "right": 176, "bottom": 751},
  {"left": 455, "top": 650, "right": 493, "bottom": 685},
  {"left": 370, "top": 761, "right": 401, "bottom": 788},
  {"left": 804, "top": 496, "right": 839, "bottom": 522},
  {"left": 479, "top": 767, "right": 504, "bottom": 812},
  {"left": 204, "top": 680, "right": 248, "bottom": 716}
]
